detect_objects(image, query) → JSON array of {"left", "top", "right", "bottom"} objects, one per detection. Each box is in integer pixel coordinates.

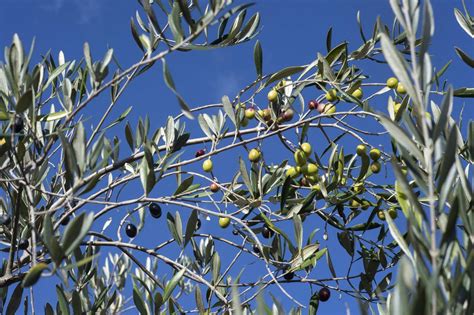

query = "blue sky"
[{"left": 0, "top": 0, "right": 473, "bottom": 314}]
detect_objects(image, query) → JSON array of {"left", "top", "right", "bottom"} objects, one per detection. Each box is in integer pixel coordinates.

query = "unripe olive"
[
  {"left": 302, "top": 163, "right": 318, "bottom": 175},
  {"left": 311, "top": 183, "right": 321, "bottom": 193},
  {"left": 305, "top": 174, "right": 318, "bottom": 184},
  {"left": 248, "top": 148, "right": 262, "bottom": 163},
  {"left": 369, "top": 148, "right": 381, "bottom": 161},
  {"left": 267, "top": 90, "right": 278, "bottom": 102},
  {"left": 388, "top": 207, "right": 398, "bottom": 219},
  {"left": 262, "top": 108, "right": 272, "bottom": 121},
  {"left": 356, "top": 144, "right": 366, "bottom": 156},
  {"left": 240, "top": 117, "right": 249, "bottom": 127},
  {"left": 286, "top": 166, "right": 300, "bottom": 178},
  {"left": 301, "top": 142, "right": 312, "bottom": 156},
  {"left": 353, "top": 182, "right": 365, "bottom": 194},
  {"left": 350, "top": 199, "right": 360, "bottom": 209},
  {"left": 219, "top": 217, "right": 231, "bottom": 228},
  {"left": 377, "top": 210, "right": 386, "bottom": 221},
  {"left": 202, "top": 159, "right": 213, "bottom": 172},
  {"left": 396, "top": 83, "right": 407, "bottom": 94},
  {"left": 323, "top": 103, "right": 336, "bottom": 114},
  {"left": 351, "top": 88, "right": 363, "bottom": 99},
  {"left": 325, "top": 89, "right": 337, "bottom": 102},
  {"left": 294, "top": 150, "right": 307, "bottom": 166},
  {"left": 393, "top": 103, "right": 402, "bottom": 116},
  {"left": 371, "top": 161, "right": 381, "bottom": 174},
  {"left": 386, "top": 77, "right": 398, "bottom": 89},
  {"left": 245, "top": 108, "right": 256, "bottom": 119},
  {"left": 361, "top": 200, "right": 370, "bottom": 210}
]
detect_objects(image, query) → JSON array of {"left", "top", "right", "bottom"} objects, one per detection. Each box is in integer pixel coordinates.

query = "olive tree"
[{"left": 0, "top": 0, "right": 472, "bottom": 314}]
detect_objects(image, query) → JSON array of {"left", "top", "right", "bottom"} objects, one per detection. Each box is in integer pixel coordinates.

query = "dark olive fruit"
[
  {"left": 283, "top": 270, "right": 295, "bottom": 280},
  {"left": 262, "top": 226, "right": 274, "bottom": 239},
  {"left": 371, "top": 161, "right": 381, "bottom": 174},
  {"left": 196, "top": 219, "right": 202, "bottom": 230},
  {"left": 210, "top": 183, "right": 220, "bottom": 193},
  {"left": 252, "top": 244, "right": 260, "bottom": 254},
  {"left": 0, "top": 215, "right": 11, "bottom": 226},
  {"left": 308, "top": 100, "right": 319, "bottom": 110},
  {"left": 149, "top": 203, "right": 162, "bottom": 218},
  {"left": 318, "top": 287, "right": 331, "bottom": 302},
  {"left": 18, "top": 239, "right": 28, "bottom": 250},
  {"left": 232, "top": 229, "right": 239, "bottom": 236},
  {"left": 195, "top": 149, "right": 206, "bottom": 157},
  {"left": 282, "top": 109, "right": 294, "bottom": 122},
  {"left": 61, "top": 215, "right": 70, "bottom": 226},
  {"left": 125, "top": 223, "right": 137, "bottom": 238},
  {"left": 13, "top": 116, "right": 24, "bottom": 133}
]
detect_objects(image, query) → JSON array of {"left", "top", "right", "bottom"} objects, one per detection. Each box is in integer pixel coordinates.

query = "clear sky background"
[{"left": 0, "top": 0, "right": 472, "bottom": 314}]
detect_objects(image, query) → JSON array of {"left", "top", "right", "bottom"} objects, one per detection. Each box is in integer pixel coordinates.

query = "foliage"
[{"left": 0, "top": 0, "right": 472, "bottom": 314}]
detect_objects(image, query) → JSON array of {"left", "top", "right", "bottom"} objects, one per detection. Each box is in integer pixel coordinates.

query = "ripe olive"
[
  {"left": 318, "top": 287, "right": 331, "bottom": 302},
  {"left": 125, "top": 223, "right": 137, "bottom": 238},
  {"left": 149, "top": 203, "right": 162, "bottom": 218},
  {"left": 283, "top": 270, "right": 294, "bottom": 280},
  {"left": 60, "top": 215, "right": 70, "bottom": 226},
  {"left": 13, "top": 116, "right": 24, "bottom": 133},
  {"left": 195, "top": 149, "right": 205, "bottom": 157},
  {"left": 262, "top": 226, "right": 274, "bottom": 239},
  {"left": 308, "top": 100, "right": 319, "bottom": 110},
  {"left": 210, "top": 183, "right": 220, "bottom": 193}
]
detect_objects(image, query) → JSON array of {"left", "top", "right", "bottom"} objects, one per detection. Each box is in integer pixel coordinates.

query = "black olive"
[
  {"left": 125, "top": 224, "right": 137, "bottom": 238},
  {"left": 149, "top": 203, "right": 162, "bottom": 218}
]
